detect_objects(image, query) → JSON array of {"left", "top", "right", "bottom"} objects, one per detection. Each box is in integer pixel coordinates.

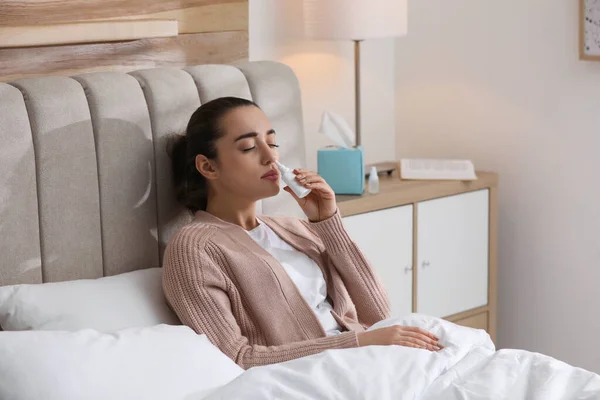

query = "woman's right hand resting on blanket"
[{"left": 357, "top": 326, "right": 443, "bottom": 351}]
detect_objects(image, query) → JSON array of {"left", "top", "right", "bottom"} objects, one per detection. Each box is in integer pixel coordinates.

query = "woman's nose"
[
  {"left": 263, "top": 152, "right": 277, "bottom": 165},
  {"left": 259, "top": 143, "right": 277, "bottom": 164}
]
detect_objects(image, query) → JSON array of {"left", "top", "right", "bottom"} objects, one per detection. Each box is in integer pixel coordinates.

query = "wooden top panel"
[
  {"left": 0, "top": 0, "right": 242, "bottom": 26},
  {"left": 337, "top": 171, "right": 499, "bottom": 217}
]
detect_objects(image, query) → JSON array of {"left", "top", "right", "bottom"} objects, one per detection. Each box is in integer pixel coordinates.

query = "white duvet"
[{"left": 201, "top": 314, "right": 600, "bottom": 400}]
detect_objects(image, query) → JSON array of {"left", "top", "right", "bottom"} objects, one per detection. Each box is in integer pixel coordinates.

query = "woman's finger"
[
  {"left": 303, "top": 182, "right": 332, "bottom": 194},
  {"left": 403, "top": 331, "right": 438, "bottom": 346},
  {"left": 397, "top": 336, "right": 431, "bottom": 350},
  {"left": 295, "top": 171, "right": 327, "bottom": 185},
  {"left": 294, "top": 168, "right": 315, "bottom": 175},
  {"left": 298, "top": 176, "right": 325, "bottom": 185},
  {"left": 402, "top": 340, "right": 438, "bottom": 351},
  {"left": 295, "top": 171, "right": 321, "bottom": 182},
  {"left": 396, "top": 341, "right": 427, "bottom": 350},
  {"left": 404, "top": 326, "right": 439, "bottom": 341}
]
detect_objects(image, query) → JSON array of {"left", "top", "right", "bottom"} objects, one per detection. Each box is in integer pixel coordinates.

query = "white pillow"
[
  {"left": 0, "top": 268, "right": 180, "bottom": 331},
  {"left": 0, "top": 324, "right": 243, "bottom": 400}
]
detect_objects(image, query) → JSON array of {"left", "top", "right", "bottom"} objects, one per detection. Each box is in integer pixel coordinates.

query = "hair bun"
[{"left": 167, "top": 134, "right": 189, "bottom": 190}]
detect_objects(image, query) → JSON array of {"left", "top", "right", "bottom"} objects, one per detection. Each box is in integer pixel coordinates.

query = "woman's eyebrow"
[
  {"left": 234, "top": 129, "right": 276, "bottom": 142},
  {"left": 234, "top": 132, "right": 257, "bottom": 142}
]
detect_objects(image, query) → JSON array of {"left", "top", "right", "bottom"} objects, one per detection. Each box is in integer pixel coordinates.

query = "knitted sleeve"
[
  {"left": 162, "top": 227, "right": 359, "bottom": 370},
  {"left": 306, "top": 209, "right": 392, "bottom": 326}
]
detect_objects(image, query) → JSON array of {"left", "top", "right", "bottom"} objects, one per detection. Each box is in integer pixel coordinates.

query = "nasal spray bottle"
[
  {"left": 275, "top": 161, "right": 311, "bottom": 199},
  {"left": 368, "top": 166, "right": 379, "bottom": 194}
]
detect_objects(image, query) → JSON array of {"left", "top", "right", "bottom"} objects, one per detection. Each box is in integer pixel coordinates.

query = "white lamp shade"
[{"left": 303, "top": 0, "right": 408, "bottom": 41}]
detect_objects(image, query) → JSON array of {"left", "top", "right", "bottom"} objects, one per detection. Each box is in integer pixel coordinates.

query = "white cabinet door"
[
  {"left": 342, "top": 205, "right": 413, "bottom": 318},
  {"left": 417, "top": 189, "right": 489, "bottom": 318}
]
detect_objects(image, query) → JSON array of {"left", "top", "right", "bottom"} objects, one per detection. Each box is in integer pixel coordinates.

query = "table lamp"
[{"left": 303, "top": 0, "right": 408, "bottom": 147}]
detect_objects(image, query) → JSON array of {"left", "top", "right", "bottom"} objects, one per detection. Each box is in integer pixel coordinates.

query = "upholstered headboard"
[{"left": 0, "top": 61, "right": 307, "bottom": 286}]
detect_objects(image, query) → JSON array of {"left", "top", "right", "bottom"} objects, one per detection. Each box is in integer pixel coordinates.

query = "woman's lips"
[{"left": 261, "top": 170, "right": 279, "bottom": 181}]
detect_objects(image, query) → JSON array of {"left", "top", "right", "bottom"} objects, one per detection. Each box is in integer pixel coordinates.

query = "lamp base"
[{"left": 354, "top": 39, "right": 362, "bottom": 147}]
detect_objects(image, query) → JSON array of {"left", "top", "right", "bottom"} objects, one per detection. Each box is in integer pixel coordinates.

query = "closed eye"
[{"left": 243, "top": 144, "right": 279, "bottom": 152}]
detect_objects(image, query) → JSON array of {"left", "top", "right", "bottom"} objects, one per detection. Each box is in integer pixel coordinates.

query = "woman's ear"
[{"left": 195, "top": 154, "right": 218, "bottom": 180}]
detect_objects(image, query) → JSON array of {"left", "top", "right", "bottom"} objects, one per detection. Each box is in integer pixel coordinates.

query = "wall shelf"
[{"left": 0, "top": 19, "right": 178, "bottom": 48}]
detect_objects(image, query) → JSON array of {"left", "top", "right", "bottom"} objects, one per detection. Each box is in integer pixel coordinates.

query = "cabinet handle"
[
  {"left": 421, "top": 260, "right": 430, "bottom": 268},
  {"left": 404, "top": 266, "right": 413, "bottom": 274}
]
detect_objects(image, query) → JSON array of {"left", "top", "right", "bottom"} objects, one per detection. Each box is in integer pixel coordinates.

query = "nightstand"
[{"left": 337, "top": 172, "right": 499, "bottom": 343}]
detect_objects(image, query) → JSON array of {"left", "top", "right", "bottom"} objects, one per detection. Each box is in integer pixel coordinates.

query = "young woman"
[{"left": 162, "top": 97, "right": 442, "bottom": 370}]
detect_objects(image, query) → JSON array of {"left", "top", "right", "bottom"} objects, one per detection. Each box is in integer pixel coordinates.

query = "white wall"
[
  {"left": 249, "top": 0, "right": 397, "bottom": 170},
  {"left": 395, "top": 0, "right": 600, "bottom": 372}
]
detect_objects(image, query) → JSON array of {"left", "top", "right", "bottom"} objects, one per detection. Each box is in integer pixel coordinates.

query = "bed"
[{"left": 1, "top": 61, "right": 599, "bottom": 400}]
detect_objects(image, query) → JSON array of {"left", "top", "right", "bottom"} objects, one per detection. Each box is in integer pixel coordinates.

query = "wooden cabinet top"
[{"left": 337, "top": 171, "right": 498, "bottom": 217}]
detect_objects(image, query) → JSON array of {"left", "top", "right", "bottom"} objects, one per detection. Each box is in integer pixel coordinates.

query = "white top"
[{"left": 246, "top": 219, "right": 343, "bottom": 336}]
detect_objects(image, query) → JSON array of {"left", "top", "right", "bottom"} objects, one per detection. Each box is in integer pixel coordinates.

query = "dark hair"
[{"left": 168, "top": 96, "right": 260, "bottom": 213}]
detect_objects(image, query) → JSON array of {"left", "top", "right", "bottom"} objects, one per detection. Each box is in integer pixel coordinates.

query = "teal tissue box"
[{"left": 317, "top": 146, "right": 364, "bottom": 195}]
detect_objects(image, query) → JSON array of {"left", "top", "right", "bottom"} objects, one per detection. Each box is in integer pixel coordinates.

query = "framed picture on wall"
[{"left": 580, "top": 0, "right": 600, "bottom": 60}]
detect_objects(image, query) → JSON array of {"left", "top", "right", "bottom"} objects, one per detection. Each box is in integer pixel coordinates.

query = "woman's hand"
[
  {"left": 357, "top": 326, "right": 443, "bottom": 352},
  {"left": 283, "top": 169, "right": 337, "bottom": 222}
]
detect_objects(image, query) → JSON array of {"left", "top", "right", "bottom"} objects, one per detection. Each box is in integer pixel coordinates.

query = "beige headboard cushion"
[{"left": 0, "top": 61, "right": 306, "bottom": 286}]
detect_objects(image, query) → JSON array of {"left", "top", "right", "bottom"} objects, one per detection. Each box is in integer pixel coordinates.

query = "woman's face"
[{"left": 208, "top": 105, "right": 281, "bottom": 202}]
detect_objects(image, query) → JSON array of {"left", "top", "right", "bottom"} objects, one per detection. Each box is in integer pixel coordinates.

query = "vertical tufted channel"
[
  {"left": 74, "top": 72, "right": 160, "bottom": 276},
  {"left": 11, "top": 77, "right": 103, "bottom": 282},
  {"left": 129, "top": 68, "right": 200, "bottom": 262},
  {"left": 0, "top": 83, "right": 42, "bottom": 285},
  {"left": 184, "top": 64, "right": 253, "bottom": 103}
]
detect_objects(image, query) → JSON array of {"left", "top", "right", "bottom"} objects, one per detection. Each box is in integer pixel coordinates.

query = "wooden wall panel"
[
  {"left": 0, "top": 31, "right": 248, "bottom": 83},
  {"left": 104, "top": 3, "right": 248, "bottom": 34},
  {"left": 0, "top": 0, "right": 248, "bottom": 82},
  {"left": 0, "top": 0, "right": 241, "bottom": 26}
]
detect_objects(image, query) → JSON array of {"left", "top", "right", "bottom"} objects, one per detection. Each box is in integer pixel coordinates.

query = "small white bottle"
[
  {"left": 368, "top": 166, "right": 379, "bottom": 194},
  {"left": 275, "top": 161, "right": 312, "bottom": 198}
]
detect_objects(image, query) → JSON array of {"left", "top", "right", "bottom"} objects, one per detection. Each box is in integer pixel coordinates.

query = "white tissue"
[{"left": 318, "top": 111, "right": 355, "bottom": 148}]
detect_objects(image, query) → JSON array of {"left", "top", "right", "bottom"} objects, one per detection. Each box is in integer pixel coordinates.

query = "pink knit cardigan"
[{"left": 162, "top": 209, "right": 391, "bottom": 369}]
